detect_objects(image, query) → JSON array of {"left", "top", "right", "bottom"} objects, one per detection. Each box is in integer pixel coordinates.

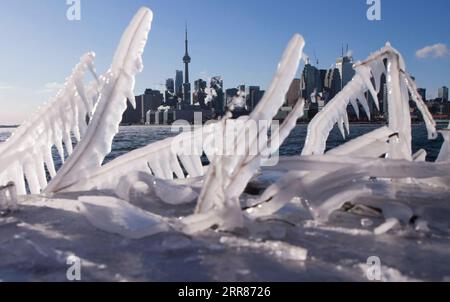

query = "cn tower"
[{"left": 182, "top": 23, "right": 191, "bottom": 104}]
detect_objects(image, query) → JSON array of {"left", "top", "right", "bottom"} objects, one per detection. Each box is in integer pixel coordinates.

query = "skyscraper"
[
  {"left": 225, "top": 88, "right": 239, "bottom": 108},
  {"left": 324, "top": 68, "right": 341, "bottom": 100},
  {"left": 175, "top": 70, "right": 183, "bottom": 98},
  {"left": 319, "top": 69, "right": 327, "bottom": 93},
  {"left": 183, "top": 24, "right": 192, "bottom": 104},
  {"left": 121, "top": 89, "right": 163, "bottom": 125},
  {"left": 165, "top": 78, "right": 174, "bottom": 95},
  {"left": 336, "top": 54, "right": 355, "bottom": 89},
  {"left": 193, "top": 79, "right": 207, "bottom": 108},
  {"left": 210, "top": 76, "right": 225, "bottom": 114},
  {"left": 438, "top": 86, "right": 449, "bottom": 102},
  {"left": 165, "top": 78, "right": 177, "bottom": 107},
  {"left": 246, "top": 86, "right": 263, "bottom": 112},
  {"left": 417, "top": 88, "right": 427, "bottom": 101},
  {"left": 301, "top": 63, "right": 321, "bottom": 101}
]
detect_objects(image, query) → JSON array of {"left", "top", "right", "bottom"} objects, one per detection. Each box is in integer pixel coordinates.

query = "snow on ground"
[{"left": 1, "top": 188, "right": 450, "bottom": 282}]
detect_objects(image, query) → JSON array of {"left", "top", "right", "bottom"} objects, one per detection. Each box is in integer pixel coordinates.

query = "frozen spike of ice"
[
  {"left": 12, "top": 165, "right": 26, "bottom": 195},
  {"left": 56, "top": 123, "right": 217, "bottom": 193},
  {"left": 148, "top": 159, "right": 164, "bottom": 178},
  {"left": 403, "top": 73, "right": 437, "bottom": 140},
  {"left": 327, "top": 126, "right": 394, "bottom": 157},
  {"left": 343, "top": 111, "right": 350, "bottom": 135},
  {"left": 178, "top": 155, "right": 202, "bottom": 178},
  {"left": 356, "top": 92, "right": 371, "bottom": 120},
  {"left": 337, "top": 115, "right": 346, "bottom": 139},
  {"left": 169, "top": 153, "right": 185, "bottom": 179},
  {"left": 195, "top": 34, "right": 305, "bottom": 228},
  {"left": 55, "top": 138, "right": 65, "bottom": 164},
  {"left": 112, "top": 8, "right": 153, "bottom": 74},
  {"left": 35, "top": 159, "right": 48, "bottom": 189},
  {"left": 45, "top": 7, "right": 153, "bottom": 193},
  {"left": 349, "top": 97, "right": 360, "bottom": 119},
  {"left": 370, "top": 59, "right": 386, "bottom": 93},
  {"left": 126, "top": 90, "right": 136, "bottom": 109},
  {"left": 63, "top": 133, "right": 73, "bottom": 155},
  {"left": 357, "top": 65, "right": 380, "bottom": 110},
  {"left": 24, "top": 163, "right": 40, "bottom": 194},
  {"left": 74, "top": 78, "right": 89, "bottom": 112},
  {"left": 44, "top": 151, "right": 57, "bottom": 178},
  {"left": 0, "top": 50, "right": 99, "bottom": 193}
]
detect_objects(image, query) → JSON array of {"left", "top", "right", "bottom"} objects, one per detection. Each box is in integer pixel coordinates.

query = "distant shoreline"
[
  {"left": 2, "top": 120, "right": 448, "bottom": 129},
  {"left": 119, "top": 120, "right": 449, "bottom": 127}
]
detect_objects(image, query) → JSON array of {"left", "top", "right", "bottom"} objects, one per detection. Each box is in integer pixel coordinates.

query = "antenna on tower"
[{"left": 313, "top": 50, "right": 319, "bottom": 66}]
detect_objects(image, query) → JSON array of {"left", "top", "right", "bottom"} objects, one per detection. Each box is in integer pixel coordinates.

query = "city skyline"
[{"left": 0, "top": 0, "right": 449, "bottom": 124}]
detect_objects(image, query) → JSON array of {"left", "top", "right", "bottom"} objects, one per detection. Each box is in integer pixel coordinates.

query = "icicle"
[
  {"left": 195, "top": 34, "right": 305, "bottom": 226},
  {"left": 126, "top": 90, "right": 136, "bottom": 109},
  {"left": 370, "top": 59, "right": 386, "bottom": 93},
  {"left": 24, "top": 161, "right": 40, "bottom": 194},
  {"left": 349, "top": 97, "right": 360, "bottom": 119},
  {"left": 358, "top": 65, "right": 380, "bottom": 110},
  {"left": 356, "top": 91, "right": 371, "bottom": 120},
  {"left": 337, "top": 115, "right": 346, "bottom": 139}
]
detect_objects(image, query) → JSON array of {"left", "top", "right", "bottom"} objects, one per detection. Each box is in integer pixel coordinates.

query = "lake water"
[{"left": 0, "top": 123, "right": 447, "bottom": 164}]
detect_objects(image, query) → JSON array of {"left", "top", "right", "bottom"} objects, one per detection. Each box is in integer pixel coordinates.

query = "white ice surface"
[{"left": 1, "top": 191, "right": 450, "bottom": 281}]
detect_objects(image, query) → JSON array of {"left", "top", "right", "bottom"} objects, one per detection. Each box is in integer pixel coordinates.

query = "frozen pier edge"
[{"left": 0, "top": 7, "right": 450, "bottom": 281}]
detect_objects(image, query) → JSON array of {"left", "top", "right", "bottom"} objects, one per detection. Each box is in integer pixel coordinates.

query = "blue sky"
[{"left": 0, "top": 0, "right": 449, "bottom": 124}]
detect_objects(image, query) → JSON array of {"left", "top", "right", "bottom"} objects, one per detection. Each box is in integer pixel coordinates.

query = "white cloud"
[
  {"left": 416, "top": 43, "right": 450, "bottom": 59},
  {"left": 38, "top": 82, "right": 64, "bottom": 94}
]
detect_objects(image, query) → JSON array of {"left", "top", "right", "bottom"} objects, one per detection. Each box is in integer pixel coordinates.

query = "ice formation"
[
  {"left": 0, "top": 182, "right": 18, "bottom": 213},
  {"left": 0, "top": 52, "right": 99, "bottom": 195},
  {"left": 45, "top": 8, "right": 153, "bottom": 193},
  {"left": 0, "top": 6, "right": 449, "bottom": 248}
]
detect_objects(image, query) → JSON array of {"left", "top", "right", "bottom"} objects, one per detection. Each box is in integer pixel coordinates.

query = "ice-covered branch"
[
  {"left": 57, "top": 122, "right": 218, "bottom": 193},
  {"left": 45, "top": 7, "right": 153, "bottom": 193},
  {"left": 0, "top": 52, "right": 99, "bottom": 194},
  {"left": 301, "top": 43, "right": 436, "bottom": 159},
  {"left": 186, "top": 34, "right": 305, "bottom": 232}
]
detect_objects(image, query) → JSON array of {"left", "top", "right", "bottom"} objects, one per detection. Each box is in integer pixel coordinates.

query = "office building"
[{"left": 438, "top": 86, "right": 449, "bottom": 102}]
